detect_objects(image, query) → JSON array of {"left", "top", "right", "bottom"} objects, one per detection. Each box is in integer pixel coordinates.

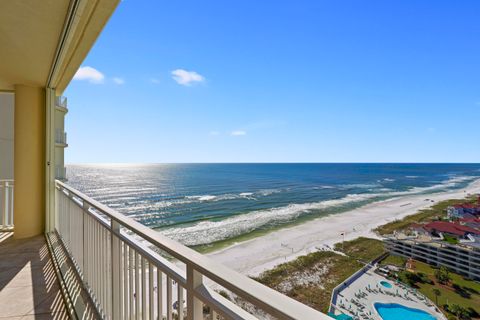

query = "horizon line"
[{"left": 65, "top": 162, "right": 480, "bottom": 165}]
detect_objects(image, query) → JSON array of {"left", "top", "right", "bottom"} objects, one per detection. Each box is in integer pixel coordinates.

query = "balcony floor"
[{"left": 0, "top": 232, "right": 68, "bottom": 319}]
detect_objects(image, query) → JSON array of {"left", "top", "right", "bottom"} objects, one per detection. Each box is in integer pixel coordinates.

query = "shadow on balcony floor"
[
  {"left": 0, "top": 233, "right": 68, "bottom": 319},
  {"left": 46, "top": 232, "right": 100, "bottom": 320}
]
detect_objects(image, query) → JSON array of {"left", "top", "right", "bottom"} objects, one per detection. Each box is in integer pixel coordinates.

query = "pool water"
[
  {"left": 375, "top": 303, "right": 436, "bottom": 320},
  {"left": 380, "top": 281, "right": 392, "bottom": 288}
]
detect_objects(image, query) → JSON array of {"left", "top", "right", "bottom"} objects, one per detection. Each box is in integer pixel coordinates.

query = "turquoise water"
[
  {"left": 380, "top": 281, "right": 392, "bottom": 288},
  {"left": 67, "top": 163, "right": 480, "bottom": 247},
  {"left": 375, "top": 303, "right": 436, "bottom": 320}
]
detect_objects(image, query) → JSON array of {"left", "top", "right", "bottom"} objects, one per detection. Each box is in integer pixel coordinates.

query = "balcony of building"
[
  {"left": 55, "top": 96, "right": 68, "bottom": 113},
  {"left": 55, "top": 129, "right": 68, "bottom": 147},
  {"left": 0, "top": 178, "right": 332, "bottom": 319},
  {"left": 55, "top": 166, "right": 67, "bottom": 181},
  {"left": 0, "top": 1, "right": 332, "bottom": 319}
]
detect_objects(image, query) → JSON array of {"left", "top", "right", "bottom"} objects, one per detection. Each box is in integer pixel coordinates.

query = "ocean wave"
[
  {"left": 125, "top": 201, "right": 176, "bottom": 213},
  {"left": 340, "top": 183, "right": 382, "bottom": 189},
  {"left": 313, "top": 185, "right": 336, "bottom": 190},
  {"left": 183, "top": 189, "right": 282, "bottom": 203},
  {"left": 92, "top": 189, "right": 157, "bottom": 201},
  {"left": 375, "top": 188, "right": 394, "bottom": 192},
  {"left": 159, "top": 175, "right": 478, "bottom": 246},
  {"left": 117, "top": 191, "right": 264, "bottom": 215},
  {"left": 160, "top": 194, "right": 377, "bottom": 246},
  {"left": 258, "top": 189, "right": 282, "bottom": 196},
  {"left": 186, "top": 195, "right": 218, "bottom": 201},
  {"left": 186, "top": 193, "right": 247, "bottom": 202},
  {"left": 409, "top": 176, "right": 473, "bottom": 193}
]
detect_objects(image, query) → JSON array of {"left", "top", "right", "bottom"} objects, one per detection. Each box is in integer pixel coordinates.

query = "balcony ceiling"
[
  {"left": 0, "top": 0, "right": 119, "bottom": 93},
  {"left": 0, "top": 0, "right": 69, "bottom": 91}
]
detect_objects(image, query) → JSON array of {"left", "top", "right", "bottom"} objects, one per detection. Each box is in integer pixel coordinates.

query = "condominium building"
[
  {"left": 55, "top": 96, "right": 68, "bottom": 180},
  {"left": 385, "top": 234, "right": 480, "bottom": 281}
]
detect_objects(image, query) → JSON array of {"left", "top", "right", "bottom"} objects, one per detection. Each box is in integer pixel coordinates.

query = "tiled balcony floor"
[{"left": 0, "top": 233, "right": 68, "bottom": 319}]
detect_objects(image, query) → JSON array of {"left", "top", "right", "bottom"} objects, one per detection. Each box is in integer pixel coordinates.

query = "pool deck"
[{"left": 331, "top": 266, "right": 447, "bottom": 320}]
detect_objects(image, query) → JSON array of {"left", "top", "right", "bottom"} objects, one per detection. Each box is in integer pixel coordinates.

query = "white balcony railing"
[
  {"left": 0, "top": 180, "right": 14, "bottom": 230},
  {"left": 55, "top": 129, "right": 67, "bottom": 145},
  {"left": 55, "top": 180, "right": 331, "bottom": 320},
  {"left": 55, "top": 96, "right": 68, "bottom": 109},
  {"left": 55, "top": 166, "right": 67, "bottom": 180}
]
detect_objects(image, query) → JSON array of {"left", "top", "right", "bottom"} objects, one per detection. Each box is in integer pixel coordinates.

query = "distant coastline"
[
  {"left": 206, "top": 177, "right": 480, "bottom": 276},
  {"left": 191, "top": 175, "right": 477, "bottom": 254},
  {"left": 67, "top": 163, "right": 480, "bottom": 251}
]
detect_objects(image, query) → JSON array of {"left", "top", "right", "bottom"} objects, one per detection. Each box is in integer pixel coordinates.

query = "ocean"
[{"left": 67, "top": 163, "right": 480, "bottom": 250}]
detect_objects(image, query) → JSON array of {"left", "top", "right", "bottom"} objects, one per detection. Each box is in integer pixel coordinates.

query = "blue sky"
[{"left": 65, "top": 0, "right": 480, "bottom": 163}]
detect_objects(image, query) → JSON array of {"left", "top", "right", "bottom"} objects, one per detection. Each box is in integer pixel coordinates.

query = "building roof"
[
  {"left": 409, "top": 223, "right": 424, "bottom": 229},
  {"left": 452, "top": 196, "right": 480, "bottom": 209},
  {"left": 453, "top": 203, "right": 479, "bottom": 209},
  {"left": 424, "top": 221, "right": 480, "bottom": 236},
  {"left": 460, "top": 217, "right": 480, "bottom": 223}
]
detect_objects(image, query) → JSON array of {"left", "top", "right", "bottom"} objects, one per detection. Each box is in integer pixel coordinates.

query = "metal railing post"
[
  {"left": 52, "top": 180, "right": 332, "bottom": 320},
  {"left": 9, "top": 182, "right": 14, "bottom": 227},
  {"left": 1, "top": 181, "right": 5, "bottom": 226},
  {"left": 186, "top": 265, "right": 203, "bottom": 320},
  {"left": 6, "top": 181, "right": 14, "bottom": 227},
  {"left": 111, "top": 220, "right": 121, "bottom": 319},
  {"left": 82, "top": 200, "right": 90, "bottom": 276}
]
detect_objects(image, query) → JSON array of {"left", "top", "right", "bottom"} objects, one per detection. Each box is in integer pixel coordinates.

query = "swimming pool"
[
  {"left": 379, "top": 280, "right": 392, "bottom": 288},
  {"left": 374, "top": 303, "right": 436, "bottom": 320}
]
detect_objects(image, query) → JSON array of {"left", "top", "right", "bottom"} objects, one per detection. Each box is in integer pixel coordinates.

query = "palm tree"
[
  {"left": 449, "top": 304, "right": 469, "bottom": 320},
  {"left": 432, "top": 288, "right": 441, "bottom": 306}
]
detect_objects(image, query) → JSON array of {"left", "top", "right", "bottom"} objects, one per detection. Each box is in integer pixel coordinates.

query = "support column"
[
  {"left": 14, "top": 85, "right": 46, "bottom": 238},
  {"left": 45, "top": 88, "right": 56, "bottom": 232}
]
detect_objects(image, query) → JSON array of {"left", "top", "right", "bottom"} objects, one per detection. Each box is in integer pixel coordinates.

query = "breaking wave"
[{"left": 158, "top": 175, "right": 477, "bottom": 246}]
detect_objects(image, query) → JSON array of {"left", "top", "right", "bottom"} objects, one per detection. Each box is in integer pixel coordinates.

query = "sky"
[{"left": 65, "top": 0, "right": 480, "bottom": 163}]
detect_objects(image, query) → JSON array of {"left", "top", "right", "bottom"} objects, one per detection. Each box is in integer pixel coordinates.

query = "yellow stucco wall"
[{"left": 14, "top": 85, "right": 45, "bottom": 238}]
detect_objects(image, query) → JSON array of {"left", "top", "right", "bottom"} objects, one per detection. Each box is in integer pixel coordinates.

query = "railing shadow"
[
  {"left": 0, "top": 233, "right": 68, "bottom": 319},
  {"left": 46, "top": 231, "right": 101, "bottom": 320}
]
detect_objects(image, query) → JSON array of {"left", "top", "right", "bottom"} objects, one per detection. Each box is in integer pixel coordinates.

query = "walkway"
[{"left": 0, "top": 233, "right": 68, "bottom": 319}]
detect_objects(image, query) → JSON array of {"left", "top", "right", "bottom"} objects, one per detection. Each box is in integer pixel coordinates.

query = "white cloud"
[
  {"left": 113, "top": 77, "right": 125, "bottom": 85},
  {"left": 150, "top": 78, "right": 161, "bottom": 84},
  {"left": 73, "top": 66, "right": 105, "bottom": 84},
  {"left": 171, "top": 69, "right": 205, "bottom": 86},
  {"left": 231, "top": 130, "right": 247, "bottom": 136},
  {"left": 209, "top": 131, "right": 220, "bottom": 136}
]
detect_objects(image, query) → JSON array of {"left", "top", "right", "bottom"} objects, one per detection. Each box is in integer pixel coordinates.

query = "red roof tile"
[
  {"left": 460, "top": 217, "right": 480, "bottom": 223},
  {"left": 424, "top": 221, "right": 480, "bottom": 236}
]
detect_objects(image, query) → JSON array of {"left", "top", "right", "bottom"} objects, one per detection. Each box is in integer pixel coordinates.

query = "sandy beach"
[{"left": 207, "top": 178, "right": 480, "bottom": 277}]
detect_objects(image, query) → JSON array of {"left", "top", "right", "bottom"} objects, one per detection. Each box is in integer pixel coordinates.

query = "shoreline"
[{"left": 206, "top": 178, "right": 480, "bottom": 277}]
